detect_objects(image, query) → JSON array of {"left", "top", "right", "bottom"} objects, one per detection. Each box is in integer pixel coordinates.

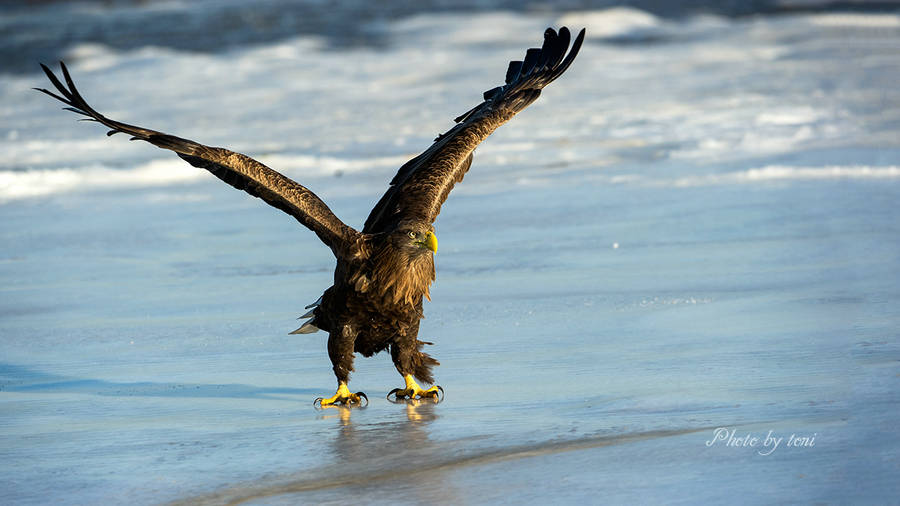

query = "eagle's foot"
[
  {"left": 387, "top": 374, "right": 444, "bottom": 402},
  {"left": 314, "top": 382, "right": 368, "bottom": 409}
]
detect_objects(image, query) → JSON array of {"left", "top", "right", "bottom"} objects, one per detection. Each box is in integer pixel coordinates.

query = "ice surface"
[{"left": 2, "top": 3, "right": 899, "bottom": 505}]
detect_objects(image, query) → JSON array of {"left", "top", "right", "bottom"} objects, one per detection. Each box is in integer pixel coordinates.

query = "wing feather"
[
  {"left": 36, "top": 62, "right": 358, "bottom": 255},
  {"left": 363, "top": 27, "right": 585, "bottom": 233}
]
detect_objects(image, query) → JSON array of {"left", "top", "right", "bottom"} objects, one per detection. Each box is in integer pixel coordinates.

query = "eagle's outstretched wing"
[
  {"left": 363, "top": 27, "right": 585, "bottom": 234},
  {"left": 36, "top": 62, "right": 358, "bottom": 255}
]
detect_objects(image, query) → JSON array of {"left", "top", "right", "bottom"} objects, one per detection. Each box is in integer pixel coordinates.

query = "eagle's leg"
[
  {"left": 387, "top": 327, "right": 443, "bottom": 402},
  {"left": 315, "top": 325, "right": 367, "bottom": 408},
  {"left": 387, "top": 374, "right": 443, "bottom": 402},
  {"left": 314, "top": 381, "right": 366, "bottom": 408}
]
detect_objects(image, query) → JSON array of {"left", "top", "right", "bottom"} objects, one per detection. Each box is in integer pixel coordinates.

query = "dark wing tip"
[
  {"left": 519, "top": 47, "right": 542, "bottom": 77},
  {"left": 466, "top": 25, "right": 584, "bottom": 120},
  {"left": 505, "top": 60, "right": 523, "bottom": 84},
  {"left": 537, "top": 27, "right": 559, "bottom": 70},
  {"left": 548, "top": 27, "right": 585, "bottom": 82},
  {"left": 37, "top": 61, "right": 76, "bottom": 105},
  {"left": 33, "top": 86, "right": 69, "bottom": 105},
  {"left": 506, "top": 25, "right": 584, "bottom": 91}
]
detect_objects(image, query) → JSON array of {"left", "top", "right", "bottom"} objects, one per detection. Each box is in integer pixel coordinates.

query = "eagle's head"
[
  {"left": 393, "top": 221, "right": 438, "bottom": 259},
  {"left": 366, "top": 221, "right": 438, "bottom": 304}
]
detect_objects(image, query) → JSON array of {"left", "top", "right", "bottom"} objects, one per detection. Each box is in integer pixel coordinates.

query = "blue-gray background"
[{"left": 1, "top": 1, "right": 899, "bottom": 504}]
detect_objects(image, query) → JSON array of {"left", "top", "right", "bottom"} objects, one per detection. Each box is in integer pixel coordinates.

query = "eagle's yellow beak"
[{"left": 423, "top": 231, "right": 438, "bottom": 252}]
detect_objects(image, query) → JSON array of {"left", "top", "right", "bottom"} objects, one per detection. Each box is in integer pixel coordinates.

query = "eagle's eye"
[{"left": 407, "top": 231, "right": 416, "bottom": 239}]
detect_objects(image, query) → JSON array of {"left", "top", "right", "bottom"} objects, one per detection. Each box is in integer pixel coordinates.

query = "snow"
[{"left": 1, "top": 3, "right": 899, "bottom": 504}]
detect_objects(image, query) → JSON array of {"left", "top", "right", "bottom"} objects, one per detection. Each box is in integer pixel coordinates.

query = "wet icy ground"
[{"left": 2, "top": 4, "right": 900, "bottom": 505}]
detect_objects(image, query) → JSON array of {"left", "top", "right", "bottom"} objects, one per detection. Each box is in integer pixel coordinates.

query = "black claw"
[
  {"left": 314, "top": 392, "right": 367, "bottom": 409},
  {"left": 422, "top": 386, "right": 444, "bottom": 402},
  {"left": 387, "top": 386, "right": 444, "bottom": 403},
  {"left": 387, "top": 387, "right": 414, "bottom": 403}
]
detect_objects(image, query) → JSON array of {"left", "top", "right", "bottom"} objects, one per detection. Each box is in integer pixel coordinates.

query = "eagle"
[{"left": 37, "top": 26, "right": 585, "bottom": 407}]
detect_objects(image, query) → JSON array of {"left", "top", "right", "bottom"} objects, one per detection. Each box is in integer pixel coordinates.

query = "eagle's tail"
[{"left": 289, "top": 295, "right": 323, "bottom": 334}]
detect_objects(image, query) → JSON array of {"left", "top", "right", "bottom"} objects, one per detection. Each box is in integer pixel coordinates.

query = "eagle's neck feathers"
[{"left": 351, "top": 242, "right": 435, "bottom": 307}]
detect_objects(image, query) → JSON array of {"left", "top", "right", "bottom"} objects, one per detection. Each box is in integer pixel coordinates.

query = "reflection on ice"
[
  {"left": 176, "top": 403, "right": 716, "bottom": 506},
  {"left": 169, "top": 401, "right": 449, "bottom": 505}
]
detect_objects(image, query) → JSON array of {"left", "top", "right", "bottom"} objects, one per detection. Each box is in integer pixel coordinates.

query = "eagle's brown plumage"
[{"left": 36, "top": 26, "right": 585, "bottom": 405}]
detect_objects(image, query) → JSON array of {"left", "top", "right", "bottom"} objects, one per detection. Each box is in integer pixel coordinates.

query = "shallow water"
[{"left": 2, "top": 3, "right": 899, "bottom": 504}]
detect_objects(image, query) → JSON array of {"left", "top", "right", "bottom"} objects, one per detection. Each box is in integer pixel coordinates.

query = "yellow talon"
[
  {"left": 387, "top": 374, "right": 444, "bottom": 402},
  {"left": 314, "top": 382, "right": 367, "bottom": 408}
]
